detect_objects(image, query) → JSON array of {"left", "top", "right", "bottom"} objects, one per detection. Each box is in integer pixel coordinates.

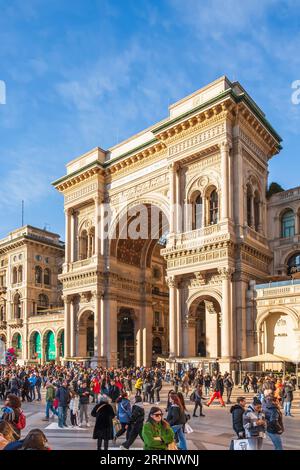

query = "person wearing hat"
[{"left": 243, "top": 397, "right": 266, "bottom": 450}]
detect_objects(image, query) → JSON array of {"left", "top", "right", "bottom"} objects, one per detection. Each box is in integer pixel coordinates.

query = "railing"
[
  {"left": 180, "top": 224, "right": 222, "bottom": 241},
  {"left": 255, "top": 279, "right": 300, "bottom": 289},
  {"left": 7, "top": 318, "right": 23, "bottom": 327},
  {"left": 246, "top": 226, "right": 267, "bottom": 245},
  {"left": 0, "top": 320, "right": 7, "bottom": 328}
]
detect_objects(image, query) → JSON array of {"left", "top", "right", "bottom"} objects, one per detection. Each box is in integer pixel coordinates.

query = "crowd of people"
[{"left": 0, "top": 363, "right": 298, "bottom": 451}]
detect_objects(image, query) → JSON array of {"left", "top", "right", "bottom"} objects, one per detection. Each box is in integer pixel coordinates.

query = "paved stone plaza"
[{"left": 4, "top": 384, "right": 299, "bottom": 451}]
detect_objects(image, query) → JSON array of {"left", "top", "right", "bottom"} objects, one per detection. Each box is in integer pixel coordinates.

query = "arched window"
[
  {"left": 209, "top": 190, "right": 219, "bottom": 225},
  {"left": 37, "top": 294, "right": 49, "bottom": 313},
  {"left": 281, "top": 210, "right": 295, "bottom": 238},
  {"left": 12, "top": 267, "right": 18, "bottom": 285},
  {"left": 89, "top": 227, "right": 95, "bottom": 257},
  {"left": 44, "top": 268, "right": 51, "bottom": 285},
  {"left": 18, "top": 266, "right": 23, "bottom": 283},
  {"left": 287, "top": 252, "right": 300, "bottom": 275},
  {"left": 254, "top": 191, "right": 260, "bottom": 232},
  {"left": 79, "top": 230, "right": 88, "bottom": 260},
  {"left": 35, "top": 266, "right": 42, "bottom": 284},
  {"left": 0, "top": 305, "right": 5, "bottom": 322},
  {"left": 193, "top": 195, "right": 203, "bottom": 230},
  {"left": 14, "top": 293, "right": 21, "bottom": 319},
  {"left": 247, "top": 185, "right": 252, "bottom": 227}
]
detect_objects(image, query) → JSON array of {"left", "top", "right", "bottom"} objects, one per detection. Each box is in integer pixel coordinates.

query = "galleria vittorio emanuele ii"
[{"left": 1, "top": 76, "right": 300, "bottom": 374}]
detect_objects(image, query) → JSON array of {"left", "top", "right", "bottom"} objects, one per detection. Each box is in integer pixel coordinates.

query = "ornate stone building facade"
[
  {"left": 53, "top": 76, "right": 288, "bottom": 371},
  {"left": 0, "top": 226, "right": 65, "bottom": 364}
]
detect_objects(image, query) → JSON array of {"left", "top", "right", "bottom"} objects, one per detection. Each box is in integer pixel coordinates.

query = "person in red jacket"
[{"left": 91, "top": 377, "right": 100, "bottom": 403}]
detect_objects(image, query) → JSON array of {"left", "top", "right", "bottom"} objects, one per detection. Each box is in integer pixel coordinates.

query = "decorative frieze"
[
  {"left": 109, "top": 173, "right": 169, "bottom": 205},
  {"left": 65, "top": 182, "right": 98, "bottom": 204}
]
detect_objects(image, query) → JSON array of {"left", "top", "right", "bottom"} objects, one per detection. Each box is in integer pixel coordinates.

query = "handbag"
[
  {"left": 232, "top": 438, "right": 259, "bottom": 451},
  {"left": 184, "top": 423, "right": 193, "bottom": 434},
  {"left": 112, "top": 417, "right": 122, "bottom": 435},
  {"left": 167, "top": 441, "right": 178, "bottom": 450}
]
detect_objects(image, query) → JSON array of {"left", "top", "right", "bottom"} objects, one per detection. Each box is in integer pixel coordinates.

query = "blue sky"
[{"left": 0, "top": 0, "right": 300, "bottom": 239}]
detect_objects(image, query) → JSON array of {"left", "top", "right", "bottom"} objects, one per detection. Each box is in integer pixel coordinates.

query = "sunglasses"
[{"left": 152, "top": 413, "right": 163, "bottom": 417}]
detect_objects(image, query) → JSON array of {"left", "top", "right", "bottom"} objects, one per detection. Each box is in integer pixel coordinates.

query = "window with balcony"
[
  {"left": 287, "top": 252, "right": 300, "bottom": 275},
  {"left": 254, "top": 191, "right": 260, "bottom": 232},
  {"left": 44, "top": 268, "right": 51, "bottom": 285},
  {"left": 281, "top": 210, "right": 295, "bottom": 238},
  {"left": 35, "top": 266, "right": 42, "bottom": 284},
  {"left": 18, "top": 266, "right": 23, "bottom": 283},
  {"left": 193, "top": 195, "right": 203, "bottom": 230},
  {"left": 37, "top": 294, "right": 49, "bottom": 313},
  {"left": 12, "top": 267, "right": 18, "bottom": 285},
  {"left": 209, "top": 190, "right": 219, "bottom": 225},
  {"left": 14, "top": 293, "right": 21, "bottom": 319}
]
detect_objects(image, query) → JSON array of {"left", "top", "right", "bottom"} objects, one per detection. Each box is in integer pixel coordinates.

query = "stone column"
[
  {"left": 182, "top": 322, "right": 196, "bottom": 357},
  {"left": 204, "top": 301, "right": 219, "bottom": 358},
  {"left": 64, "top": 209, "right": 71, "bottom": 265},
  {"left": 218, "top": 267, "right": 234, "bottom": 359},
  {"left": 107, "top": 297, "right": 118, "bottom": 367},
  {"left": 70, "top": 298, "right": 77, "bottom": 358},
  {"left": 94, "top": 196, "right": 101, "bottom": 258},
  {"left": 168, "top": 163, "right": 177, "bottom": 234},
  {"left": 176, "top": 282, "right": 182, "bottom": 356},
  {"left": 220, "top": 142, "right": 229, "bottom": 220},
  {"left": 70, "top": 210, "right": 76, "bottom": 263},
  {"left": 143, "top": 302, "right": 153, "bottom": 367},
  {"left": 93, "top": 293, "right": 101, "bottom": 361},
  {"left": 167, "top": 276, "right": 177, "bottom": 357},
  {"left": 100, "top": 199, "right": 105, "bottom": 256},
  {"left": 64, "top": 296, "right": 71, "bottom": 359},
  {"left": 175, "top": 164, "right": 181, "bottom": 233}
]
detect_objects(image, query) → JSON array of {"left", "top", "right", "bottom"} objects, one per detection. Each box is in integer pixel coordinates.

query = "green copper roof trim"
[
  {"left": 152, "top": 88, "right": 282, "bottom": 145},
  {"left": 53, "top": 88, "right": 282, "bottom": 187}
]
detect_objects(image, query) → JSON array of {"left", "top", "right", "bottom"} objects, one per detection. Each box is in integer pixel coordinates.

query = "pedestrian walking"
[{"left": 91, "top": 395, "right": 115, "bottom": 450}]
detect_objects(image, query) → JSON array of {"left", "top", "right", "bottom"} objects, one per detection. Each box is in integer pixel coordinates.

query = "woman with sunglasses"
[{"left": 142, "top": 407, "right": 174, "bottom": 450}]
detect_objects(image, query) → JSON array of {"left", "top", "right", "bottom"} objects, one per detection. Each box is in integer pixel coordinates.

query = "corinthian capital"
[
  {"left": 165, "top": 276, "right": 176, "bottom": 288},
  {"left": 218, "top": 266, "right": 235, "bottom": 280}
]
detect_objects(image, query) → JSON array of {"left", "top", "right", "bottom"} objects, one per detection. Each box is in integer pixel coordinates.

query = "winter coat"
[
  {"left": 213, "top": 377, "right": 224, "bottom": 393},
  {"left": 283, "top": 383, "right": 294, "bottom": 402},
  {"left": 117, "top": 398, "right": 132, "bottom": 424},
  {"left": 230, "top": 404, "right": 245, "bottom": 436},
  {"left": 91, "top": 402, "right": 115, "bottom": 440},
  {"left": 243, "top": 405, "right": 266, "bottom": 438},
  {"left": 108, "top": 385, "right": 120, "bottom": 403},
  {"left": 78, "top": 387, "right": 90, "bottom": 405},
  {"left": 142, "top": 421, "right": 174, "bottom": 450},
  {"left": 166, "top": 404, "right": 186, "bottom": 426},
  {"left": 135, "top": 378, "right": 143, "bottom": 390},
  {"left": 69, "top": 396, "right": 79, "bottom": 414},
  {"left": 129, "top": 404, "right": 145, "bottom": 428},
  {"left": 263, "top": 401, "right": 284, "bottom": 435},
  {"left": 55, "top": 386, "right": 70, "bottom": 407},
  {"left": 46, "top": 385, "right": 56, "bottom": 402}
]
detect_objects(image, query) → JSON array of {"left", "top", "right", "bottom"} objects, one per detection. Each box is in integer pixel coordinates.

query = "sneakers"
[
  {"left": 200, "top": 414, "right": 205, "bottom": 417},
  {"left": 42, "top": 417, "right": 49, "bottom": 421}
]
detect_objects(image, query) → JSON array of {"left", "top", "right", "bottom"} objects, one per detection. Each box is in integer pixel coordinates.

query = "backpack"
[{"left": 16, "top": 411, "right": 26, "bottom": 430}]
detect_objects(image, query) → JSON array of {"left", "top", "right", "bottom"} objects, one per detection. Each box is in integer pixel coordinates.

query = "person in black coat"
[
  {"left": 91, "top": 395, "right": 115, "bottom": 450},
  {"left": 230, "top": 397, "right": 246, "bottom": 438},
  {"left": 121, "top": 396, "right": 145, "bottom": 449}
]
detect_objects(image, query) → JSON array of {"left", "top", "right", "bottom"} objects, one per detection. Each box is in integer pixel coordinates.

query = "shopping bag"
[
  {"left": 232, "top": 438, "right": 258, "bottom": 451},
  {"left": 184, "top": 423, "right": 194, "bottom": 434}
]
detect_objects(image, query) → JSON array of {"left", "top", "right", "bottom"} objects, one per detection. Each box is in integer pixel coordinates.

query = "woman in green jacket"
[{"left": 142, "top": 407, "right": 175, "bottom": 450}]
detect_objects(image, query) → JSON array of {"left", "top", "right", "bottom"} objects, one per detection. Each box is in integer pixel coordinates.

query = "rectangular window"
[{"left": 154, "top": 311, "right": 160, "bottom": 327}]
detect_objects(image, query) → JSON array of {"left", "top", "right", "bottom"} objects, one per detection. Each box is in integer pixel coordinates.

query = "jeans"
[
  {"left": 267, "top": 432, "right": 283, "bottom": 450},
  {"left": 29, "top": 386, "right": 36, "bottom": 400},
  {"left": 46, "top": 400, "right": 59, "bottom": 419},
  {"left": 115, "top": 423, "right": 131, "bottom": 440},
  {"left": 36, "top": 385, "right": 42, "bottom": 401},
  {"left": 205, "top": 386, "right": 210, "bottom": 397},
  {"left": 284, "top": 401, "right": 292, "bottom": 416},
  {"left": 171, "top": 424, "right": 187, "bottom": 450},
  {"left": 58, "top": 406, "right": 68, "bottom": 427},
  {"left": 225, "top": 387, "right": 233, "bottom": 403}
]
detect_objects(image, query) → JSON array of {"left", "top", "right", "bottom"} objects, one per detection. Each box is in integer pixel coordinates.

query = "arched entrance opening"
[
  {"left": 57, "top": 330, "right": 64, "bottom": 358},
  {"left": 30, "top": 331, "right": 41, "bottom": 360},
  {"left": 259, "top": 311, "right": 297, "bottom": 359},
  {"left": 118, "top": 308, "right": 135, "bottom": 367},
  {"left": 188, "top": 296, "right": 221, "bottom": 358},
  {"left": 78, "top": 311, "right": 94, "bottom": 358},
  {"left": 12, "top": 332, "right": 22, "bottom": 358},
  {"left": 44, "top": 331, "right": 56, "bottom": 362},
  {"left": 110, "top": 202, "right": 169, "bottom": 366}
]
